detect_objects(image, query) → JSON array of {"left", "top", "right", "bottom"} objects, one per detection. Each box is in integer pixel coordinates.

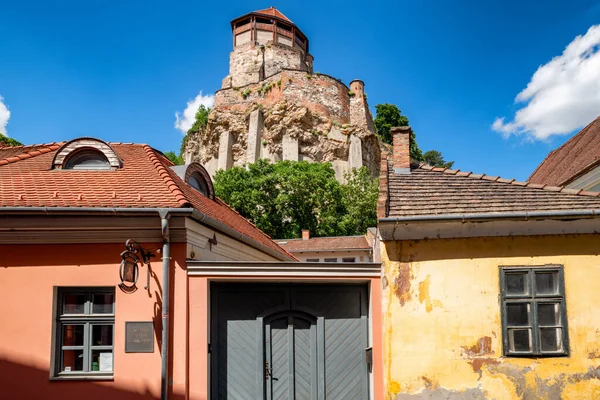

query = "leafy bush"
[
  {"left": 0, "top": 133, "right": 23, "bottom": 147},
  {"left": 214, "top": 160, "right": 377, "bottom": 239}
]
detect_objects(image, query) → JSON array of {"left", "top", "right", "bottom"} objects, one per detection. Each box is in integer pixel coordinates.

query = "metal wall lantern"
[{"left": 119, "top": 239, "right": 153, "bottom": 293}]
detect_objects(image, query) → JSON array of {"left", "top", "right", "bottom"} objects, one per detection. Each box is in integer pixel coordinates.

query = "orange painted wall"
[
  {"left": 0, "top": 242, "right": 382, "bottom": 400},
  {"left": 0, "top": 243, "right": 188, "bottom": 400}
]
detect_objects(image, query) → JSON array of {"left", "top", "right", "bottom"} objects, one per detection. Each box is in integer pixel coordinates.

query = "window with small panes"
[
  {"left": 500, "top": 266, "right": 568, "bottom": 356},
  {"left": 52, "top": 288, "right": 115, "bottom": 378}
]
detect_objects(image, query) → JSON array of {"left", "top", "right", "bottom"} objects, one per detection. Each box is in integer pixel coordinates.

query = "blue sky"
[{"left": 1, "top": 0, "right": 599, "bottom": 181}]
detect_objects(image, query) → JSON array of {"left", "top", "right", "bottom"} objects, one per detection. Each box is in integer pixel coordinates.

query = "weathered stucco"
[{"left": 381, "top": 234, "right": 600, "bottom": 399}]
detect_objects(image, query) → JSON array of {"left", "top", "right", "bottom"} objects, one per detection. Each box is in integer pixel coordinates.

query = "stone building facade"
[{"left": 182, "top": 7, "right": 381, "bottom": 181}]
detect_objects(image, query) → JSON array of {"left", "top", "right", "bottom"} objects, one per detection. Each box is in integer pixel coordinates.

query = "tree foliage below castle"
[
  {"left": 0, "top": 133, "right": 23, "bottom": 147},
  {"left": 213, "top": 160, "right": 378, "bottom": 239},
  {"left": 164, "top": 151, "right": 184, "bottom": 165},
  {"left": 373, "top": 103, "right": 454, "bottom": 168}
]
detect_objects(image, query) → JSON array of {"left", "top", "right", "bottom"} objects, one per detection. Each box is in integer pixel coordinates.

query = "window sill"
[
  {"left": 50, "top": 373, "right": 114, "bottom": 381},
  {"left": 503, "top": 353, "right": 569, "bottom": 359}
]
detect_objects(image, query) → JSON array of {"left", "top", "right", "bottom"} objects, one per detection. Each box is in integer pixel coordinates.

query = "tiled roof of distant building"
[
  {"left": 529, "top": 116, "right": 600, "bottom": 187},
  {"left": 277, "top": 236, "right": 370, "bottom": 252}
]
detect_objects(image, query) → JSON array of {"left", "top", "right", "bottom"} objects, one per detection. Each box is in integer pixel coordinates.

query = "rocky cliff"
[{"left": 182, "top": 68, "right": 381, "bottom": 181}]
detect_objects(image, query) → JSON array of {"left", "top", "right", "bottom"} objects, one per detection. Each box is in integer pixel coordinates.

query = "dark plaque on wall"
[{"left": 125, "top": 321, "right": 154, "bottom": 353}]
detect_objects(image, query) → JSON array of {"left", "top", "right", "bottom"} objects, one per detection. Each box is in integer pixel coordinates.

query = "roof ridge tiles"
[
  {"left": 0, "top": 143, "right": 63, "bottom": 166},
  {"left": 417, "top": 166, "right": 600, "bottom": 199},
  {"left": 142, "top": 145, "right": 190, "bottom": 207}
]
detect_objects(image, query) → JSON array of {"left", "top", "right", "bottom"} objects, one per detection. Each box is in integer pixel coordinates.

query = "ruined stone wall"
[
  {"left": 183, "top": 69, "right": 381, "bottom": 181},
  {"left": 225, "top": 42, "right": 263, "bottom": 88},
  {"left": 263, "top": 44, "right": 307, "bottom": 78},
  {"left": 223, "top": 42, "right": 308, "bottom": 89},
  {"left": 184, "top": 34, "right": 381, "bottom": 182},
  {"left": 382, "top": 234, "right": 600, "bottom": 399}
]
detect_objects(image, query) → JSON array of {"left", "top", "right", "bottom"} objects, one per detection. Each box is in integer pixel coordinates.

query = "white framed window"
[{"left": 52, "top": 288, "right": 115, "bottom": 379}]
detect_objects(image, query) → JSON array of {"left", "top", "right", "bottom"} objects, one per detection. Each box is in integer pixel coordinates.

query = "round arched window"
[
  {"left": 64, "top": 149, "right": 111, "bottom": 170},
  {"left": 188, "top": 172, "right": 209, "bottom": 196}
]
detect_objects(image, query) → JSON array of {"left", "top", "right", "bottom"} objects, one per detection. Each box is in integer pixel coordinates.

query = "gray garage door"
[{"left": 210, "top": 283, "right": 369, "bottom": 399}]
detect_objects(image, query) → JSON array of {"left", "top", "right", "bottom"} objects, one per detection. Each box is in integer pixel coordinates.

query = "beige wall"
[
  {"left": 185, "top": 218, "right": 282, "bottom": 262},
  {"left": 382, "top": 234, "right": 600, "bottom": 399}
]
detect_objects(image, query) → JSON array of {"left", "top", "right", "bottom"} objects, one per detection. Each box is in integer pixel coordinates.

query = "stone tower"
[
  {"left": 223, "top": 7, "right": 313, "bottom": 88},
  {"left": 182, "top": 7, "right": 381, "bottom": 181}
]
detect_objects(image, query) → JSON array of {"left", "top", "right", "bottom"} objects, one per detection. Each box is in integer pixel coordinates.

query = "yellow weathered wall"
[{"left": 382, "top": 234, "right": 600, "bottom": 399}]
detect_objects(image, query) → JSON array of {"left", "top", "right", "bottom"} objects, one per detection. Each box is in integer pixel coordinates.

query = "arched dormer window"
[
  {"left": 188, "top": 172, "right": 209, "bottom": 196},
  {"left": 52, "top": 138, "right": 122, "bottom": 170},
  {"left": 64, "top": 148, "right": 111, "bottom": 170},
  {"left": 169, "top": 162, "right": 215, "bottom": 200}
]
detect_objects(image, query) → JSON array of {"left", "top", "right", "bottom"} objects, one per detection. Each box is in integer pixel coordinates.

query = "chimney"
[
  {"left": 391, "top": 126, "right": 411, "bottom": 174},
  {"left": 302, "top": 229, "right": 310, "bottom": 240}
]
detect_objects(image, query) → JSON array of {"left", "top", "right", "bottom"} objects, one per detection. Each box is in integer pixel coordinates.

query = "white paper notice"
[{"left": 99, "top": 352, "right": 113, "bottom": 372}]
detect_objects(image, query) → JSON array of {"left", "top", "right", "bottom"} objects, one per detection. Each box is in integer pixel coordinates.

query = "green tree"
[
  {"left": 373, "top": 103, "right": 455, "bottom": 167},
  {"left": 188, "top": 104, "right": 211, "bottom": 134},
  {"left": 423, "top": 150, "right": 454, "bottom": 169},
  {"left": 373, "top": 103, "right": 422, "bottom": 160},
  {"left": 338, "top": 167, "right": 378, "bottom": 235},
  {"left": 0, "top": 133, "right": 23, "bottom": 147},
  {"left": 180, "top": 104, "right": 211, "bottom": 157},
  {"left": 164, "top": 151, "right": 184, "bottom": 165},
  {"left": 213, "top": 160, "right": 378, "bottom": 239}
]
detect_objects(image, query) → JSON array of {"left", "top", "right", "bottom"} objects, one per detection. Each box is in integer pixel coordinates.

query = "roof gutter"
[
  {"left": 0, "top": 206, "right": 195, "bottom": 215},
  {"left": 0, "top": 206, "right": 295, "bottom": 262},
  {"left": 379, "top": 209, "right": 600, "bottom": 224}
]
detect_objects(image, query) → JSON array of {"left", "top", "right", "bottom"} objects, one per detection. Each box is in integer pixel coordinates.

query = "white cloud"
[
  {"left": 0, "top": 96, "right": 10, "bottom": 136},
  {"left": 493, "top": 25, "right": 600, "bottom": 140},
  {"left": 174, "top": 91, "right": 215, "bottom": 134}
]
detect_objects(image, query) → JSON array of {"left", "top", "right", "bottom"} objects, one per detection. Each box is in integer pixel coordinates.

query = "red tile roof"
[
  {"left": 276, "top": 236, "right": 370, "bottom": 252},
  {"left": 382, "top": 161, "right": 600, "bottom": 218},
  {"left": 529, "top": 116, "right": 600, "bottom": 186},
  {"left": 0, "top": 141, "right": 294, "bottom": 260}
]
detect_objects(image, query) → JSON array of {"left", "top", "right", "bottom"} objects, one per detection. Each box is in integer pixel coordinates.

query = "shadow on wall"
[
  {"left": 0, "top": 357, "right": 190, "bottom": 400},
  {"left": 388, "top": 234, "right": 600, "bottom": 263}
]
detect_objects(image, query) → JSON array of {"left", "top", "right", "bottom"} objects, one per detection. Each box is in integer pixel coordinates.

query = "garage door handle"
[{"left": 265, "top": 361, "right": 278, "bottom": 381}]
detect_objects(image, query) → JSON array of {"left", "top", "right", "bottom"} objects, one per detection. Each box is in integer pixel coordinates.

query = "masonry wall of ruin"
[{"left": 183, "top": 39, "right": 381, "bottom": 182}]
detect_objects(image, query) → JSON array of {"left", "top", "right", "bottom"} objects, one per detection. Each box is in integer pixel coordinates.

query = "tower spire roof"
[{"left": 253, "top": 6, "right": 293, "bottom": 23}]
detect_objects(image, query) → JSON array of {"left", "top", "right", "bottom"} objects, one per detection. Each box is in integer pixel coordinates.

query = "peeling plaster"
[
  {"left": 394, "top": 263, "right": 412, "bottom": 305},
  {"left": 394, "top": 386, "right": 486, "bottom": 399}
]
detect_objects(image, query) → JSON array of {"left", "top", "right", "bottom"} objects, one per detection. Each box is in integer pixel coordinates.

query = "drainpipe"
[{"left": 159, "top": 211, "right": 171, "bottom": 400}]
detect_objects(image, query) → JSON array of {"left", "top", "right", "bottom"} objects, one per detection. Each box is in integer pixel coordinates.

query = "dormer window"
[
  {"left": 169, "top": 162, "right": 215, "bottom": 200},
  {"left": 52, "top": 137, "right": 122, "bottom": 170},
  {"left": 64, "top": 149, "right": 111, "bottom": 170},
  {"left": 188, "top": 173, "right": 209, "bottom": 196}
]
